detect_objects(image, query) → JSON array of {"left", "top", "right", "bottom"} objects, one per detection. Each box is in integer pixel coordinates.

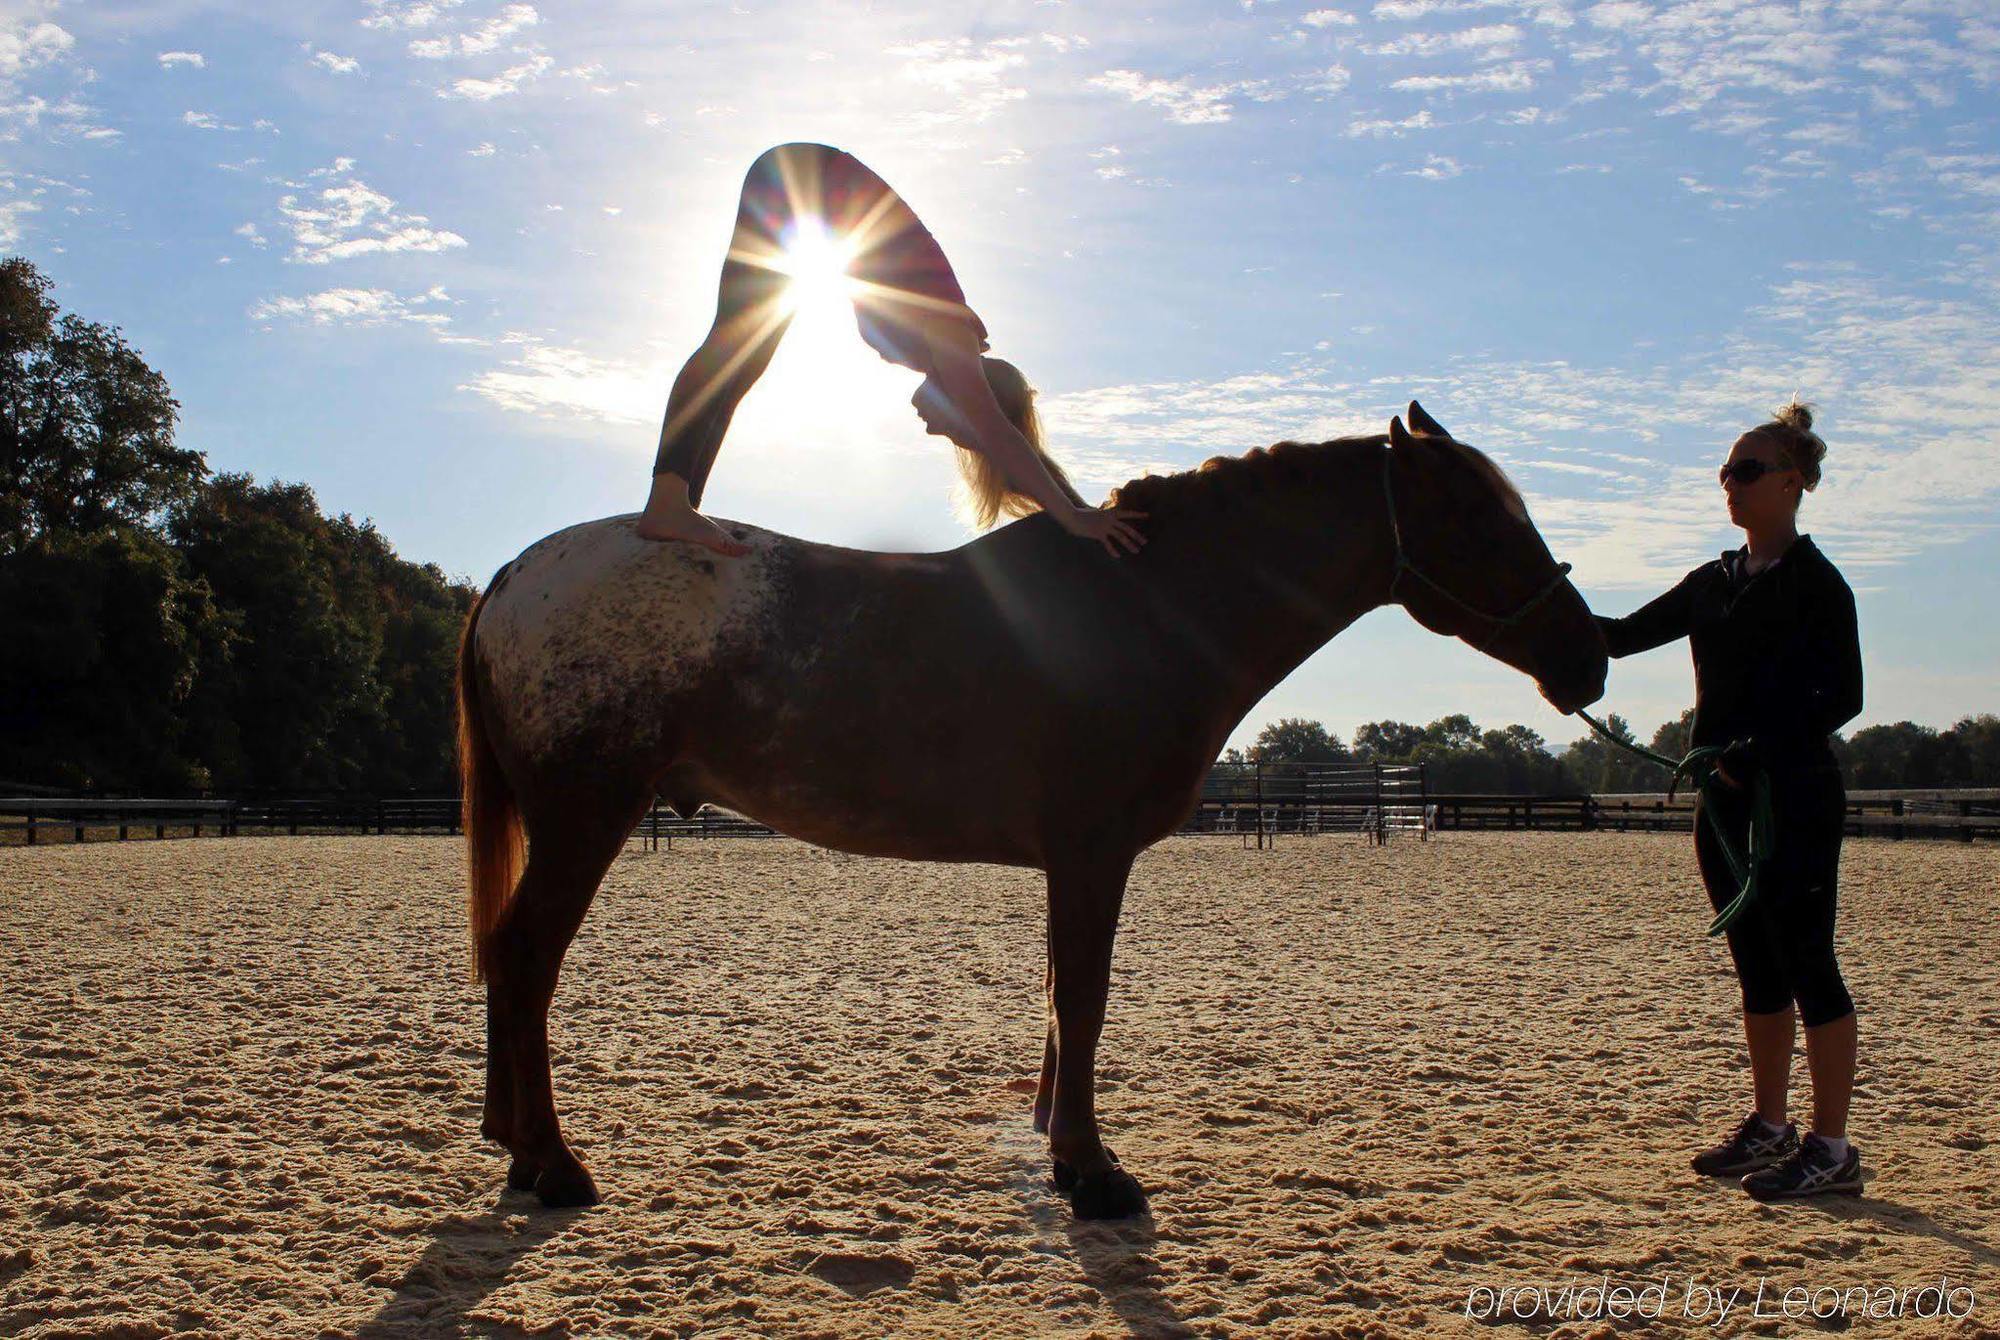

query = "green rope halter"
[{"left": 1574, "top": 707, "right": 1773, "bottom": 936}]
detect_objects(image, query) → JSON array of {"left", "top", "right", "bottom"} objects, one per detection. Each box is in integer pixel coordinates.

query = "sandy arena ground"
[{"left": 2, "top": 832, "right": 1996, "bottom": 1339}]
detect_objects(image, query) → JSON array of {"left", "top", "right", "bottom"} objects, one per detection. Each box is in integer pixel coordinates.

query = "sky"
[{"left": 4, "top": 0, "right": 1997, "bottom": 754}]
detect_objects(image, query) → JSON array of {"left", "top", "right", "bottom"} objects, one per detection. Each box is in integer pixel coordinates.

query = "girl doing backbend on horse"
[
  {"left": 1595, "top": 400, "right": 1863, "bottom": 1201},
  {"left": 638, "top": 141, "right": 1146, "bottom": 559}
]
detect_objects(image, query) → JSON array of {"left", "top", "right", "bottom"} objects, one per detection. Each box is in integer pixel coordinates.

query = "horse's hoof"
[
  {"left": 1068, "top": 1164, "right": 1147, "bottom": 1220},
  {"left": 1032, "top": 1106, "right": 1052, "bottom": 1135},
  {"left": 1051, "top": 1146, "right": 1124, "bottom": 1199},
  {"left": 533, "top": 1159, "right": 600, "bottom": 1208},
  {"left": 505, "top": 1154, "right": 541, "bottom": 1192}
]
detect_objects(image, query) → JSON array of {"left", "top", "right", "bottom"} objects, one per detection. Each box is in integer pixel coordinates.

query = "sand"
[{"left": 2, "top": 832, "right": 1995, "bottom": 1338}]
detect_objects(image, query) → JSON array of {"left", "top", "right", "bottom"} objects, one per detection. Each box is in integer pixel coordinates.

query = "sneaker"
[
  {"left": 1741, "top": 1133, "right": 1863, "bottom": 1201},
  {"left": 1692, "top": 1111, "right": 1798, "bottom": 1177}
]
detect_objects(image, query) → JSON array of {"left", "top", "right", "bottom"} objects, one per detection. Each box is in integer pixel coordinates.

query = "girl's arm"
[
  {"left": 924, "top": 332, "right": 1145, "bottom": 555},
  {"left": 1594, "top": 568, "right": 1700, "bottom": 659}
]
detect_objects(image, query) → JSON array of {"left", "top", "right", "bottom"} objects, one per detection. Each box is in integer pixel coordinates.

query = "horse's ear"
[
  {"left": 1388, "top": 415, "right": 1414, "bottom": 451},
  {"left": 1407, "top": 400, "right": 1448, "bottom": 438}
]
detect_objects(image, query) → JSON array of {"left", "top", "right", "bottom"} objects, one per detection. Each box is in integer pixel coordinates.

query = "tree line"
[
  {"left": 1, "top": 257, "right": 474, "bottom": 795},
  {"left": 4, "top": 256, "right": 1996, "bottom": 798},
  {"left": 1223, "top": 712, "right": 2000, "bottom": 793}
]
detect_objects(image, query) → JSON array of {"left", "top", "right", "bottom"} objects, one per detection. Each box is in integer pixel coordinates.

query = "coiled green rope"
[{"left": 1575, "top": 708, "right": 1773, "bottom": 937}]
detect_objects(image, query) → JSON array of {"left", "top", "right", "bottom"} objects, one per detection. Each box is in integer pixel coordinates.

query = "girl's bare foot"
[{"left": 635, "top": 474, "right": 752, "bottom": 556}]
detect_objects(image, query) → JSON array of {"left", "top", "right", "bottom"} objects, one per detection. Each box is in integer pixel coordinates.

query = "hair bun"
[
  {"left": 1773, "top": 396, "right": 1815, "bottom": 434},
  {"left": 1764, "top": 395, "right": 1826, "bottom": 492}
]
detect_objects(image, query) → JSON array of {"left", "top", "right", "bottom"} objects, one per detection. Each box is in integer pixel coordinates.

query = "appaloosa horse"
[{"left": 457, "top": 401, "right": 1607, "bottom": 1217}]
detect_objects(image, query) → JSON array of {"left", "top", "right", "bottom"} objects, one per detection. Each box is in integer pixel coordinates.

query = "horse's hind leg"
[
  {"left": 1034, "top": 949, "right": 1055, "bottom": 1134},
  {"left": 487, "top": 795, "right": 643, "bottom": 1207}
]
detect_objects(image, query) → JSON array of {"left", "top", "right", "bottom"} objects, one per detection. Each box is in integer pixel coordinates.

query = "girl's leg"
[
  {"left": 1804, "top": 1012, "right": 1856, "bottom": 1138},
  {"left": 1744, "top": 1006, "right": 1797, "bottom": 1125},
  {"left": 1777, "top": 771, "right": 1857, "bottom": 1139},
  {"left": 1695, "top": 791, "right": 1796, "bottom": 1124},
  {"left": 641, "top": 146, "right": 835, "bottom": 547}
]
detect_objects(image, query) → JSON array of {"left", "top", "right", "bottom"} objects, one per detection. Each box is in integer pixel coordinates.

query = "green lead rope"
[{"left": 1574, "top": 708, "right": 1774, "bottom": 937}]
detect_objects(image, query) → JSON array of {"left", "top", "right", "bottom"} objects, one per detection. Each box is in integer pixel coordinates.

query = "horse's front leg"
[{"left": 1043, "top": 848, "right": 1147, "bottom": 1219}]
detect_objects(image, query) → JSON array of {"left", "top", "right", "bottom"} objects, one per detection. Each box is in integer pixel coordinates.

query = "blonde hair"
[
  {"left": 954, "top": 356, "right": 1086, "bottom": 530},
  {"left": 1755, "top": 395, "right": 1828, "bottom": 494}
]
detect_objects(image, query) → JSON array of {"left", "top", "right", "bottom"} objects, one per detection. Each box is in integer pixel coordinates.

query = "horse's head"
[{"left": 1384, "top": 401, "right": 1606, "bottom": 714}]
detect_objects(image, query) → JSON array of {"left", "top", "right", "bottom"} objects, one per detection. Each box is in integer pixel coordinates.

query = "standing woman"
[
  {"left": 1594, "top": 400, "right": 1864, "bottom": 1200},
  {"left": 637, "top": 141, "right": 1146, "bottom": 558}
]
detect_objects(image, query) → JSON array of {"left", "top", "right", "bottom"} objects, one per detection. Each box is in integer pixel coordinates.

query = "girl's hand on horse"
[{"left": 1062, "top": 504, "right": 1148, "bottom": 557}]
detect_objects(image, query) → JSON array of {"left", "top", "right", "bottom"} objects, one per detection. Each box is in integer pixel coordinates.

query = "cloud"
[
  {"left": 1407, "top": 152, "right": 1465, "bottom": 179},
  {"left": 311, "top": 50, "right": 361, "bottom": 75},
  {"left": 1308, "top": 64, "right": 1351, "bottom": 96},
  {"left": 0, "top": 18, "right": 72, "bottom": 78},
  {"left": 408, "top": 3, "right": 538, "bottom": 58},
  {"left": 274, "top": 159, "right": 467, "bottom": 264},
  {"left": 1029, "top": 253, "right": 2000, "bottom": 587},
  {"left": 360, "top": 0, "right": 467, "bottom": 30},
  {"left": 439, "top": 52, "right": 551, "bottom": 100},
  {"left": 157, "top": 51, "right": 205, "bottom": 70},
  {"left": 1088, "top": 67, "right": 1283, "bottom": 125},
  {"left": 459, "top": 335, "right": 659, "bottom": 424},
  {"left": 1300, "top": 9, "right": 1359, "bottom": 27},
  {"left": 249, "top": 284, "right": 453, "bottom": 328},
  {"left": 182, "top": 109, "right": 221, "bottom": 129},
  {"left": 1390, "top": 60, "right": 1542, "bottom": 94},
  {"left": 1365, "top": 23, "right": 1522, "bottom": 59},
  {"left": 1347, "top": 108, "right": 1438, "bottom": 136},
  {"left": 884, "top": 37, "right": 1028, "bottom": 124},
  {"left": 0, "top": 194, "right": 36, "bottom": 248}
]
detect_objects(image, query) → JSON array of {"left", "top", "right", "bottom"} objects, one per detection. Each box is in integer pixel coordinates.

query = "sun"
[
  {"left": 727, "top": 212, "right": 917, "bottom": 452},
  {"left": 775, "top": 216, "right": 859, "bottom": 322}
]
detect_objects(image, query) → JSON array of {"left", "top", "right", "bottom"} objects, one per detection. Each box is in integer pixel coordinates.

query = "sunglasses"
[{"left": 1718, "top": 458, "right": 1789, "bottom": 487}]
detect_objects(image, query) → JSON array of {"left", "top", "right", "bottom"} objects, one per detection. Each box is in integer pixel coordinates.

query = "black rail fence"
[{"left": 5, "top": 780, "right": 1997, "bottom": 847}]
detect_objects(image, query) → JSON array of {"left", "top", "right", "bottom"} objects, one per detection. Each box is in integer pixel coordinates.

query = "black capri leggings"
[
  {"left": 1693, "top": 764, "right": 1854, "bottom": 1029},
  {"left": 654, "top": 141, "right": 988, "bottom": 503}
]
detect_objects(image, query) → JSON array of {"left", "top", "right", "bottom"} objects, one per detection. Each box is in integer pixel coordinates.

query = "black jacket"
[{"left": 1594, "top": 534, "right": 1862, "bottom": 775}]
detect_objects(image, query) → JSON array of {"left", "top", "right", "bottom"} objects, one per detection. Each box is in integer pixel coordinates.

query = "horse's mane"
[
  {"left": 1105, "top": 434, "right": 1382, "bottom": 518},
  {"left": 1105, "top": 430, "right": 1528, "bottom": 520}
]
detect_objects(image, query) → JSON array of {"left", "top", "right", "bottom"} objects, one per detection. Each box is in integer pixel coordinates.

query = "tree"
[
  {"left": 1944, "top": 715, "right": 2000, "bottom": 788},
  {"left": 1560, "top": 711, "right": 1657, "bottom": 793},
  {"left": 1352, "top": 719, "right": 1424, "bottom": 761},
  {"left": 1649, "top": 708, "right": 1694, "bottom": 761},
  {"left": 0, "top": 257, "right": 206, "bottom": 553},
  {"left": 1845, "top": 722, "right": 1938, "bottom": 789},
  {"left": 168, "top": 475, "right": 475, "bottom": 793},
  {"left": 1422, "top": 713, "right": 1483, "bottom": 753},
  {"left": 1246, "top": 717, "right": 1350, "bottom": 764},
  {"left": 0, "top": 526, "right": 230, "bottom": 790}
]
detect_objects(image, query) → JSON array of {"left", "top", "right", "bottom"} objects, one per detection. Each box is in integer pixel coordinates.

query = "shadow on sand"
[
  {"left": 1816, "top": 1195, "right": 2000, "bottom": 1271},
  {"left": 352, "top": 1190, "right": 580, "bottom": 1339},
  {"left": 1015, "top": 1155, "right": 1190, "bottom": 1339}
]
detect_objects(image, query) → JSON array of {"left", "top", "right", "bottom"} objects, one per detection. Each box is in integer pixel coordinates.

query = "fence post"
[
  {"left": 1893, "top": 796, "right": 1905, "bottom": 842},
  {"left": 1371, "top": 763, "right": 1383, "bottom": 846}
]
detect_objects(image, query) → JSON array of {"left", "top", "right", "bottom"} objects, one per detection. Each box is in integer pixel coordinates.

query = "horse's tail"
[{"left": 457, "top": 579, "right": 523, "bottom": 983}]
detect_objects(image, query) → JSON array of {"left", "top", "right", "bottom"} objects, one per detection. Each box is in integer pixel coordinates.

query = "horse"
[{"left": 456, "top": 400, "right": 1608, "bottom": 1218}]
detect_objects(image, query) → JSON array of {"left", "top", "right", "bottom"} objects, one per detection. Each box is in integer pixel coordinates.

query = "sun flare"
[
  {"left": 726, "top": 213, "right": 920, "bottom": 455},
  {"left": 776, "top": 217, "right": 859, "bottom": 321}
]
